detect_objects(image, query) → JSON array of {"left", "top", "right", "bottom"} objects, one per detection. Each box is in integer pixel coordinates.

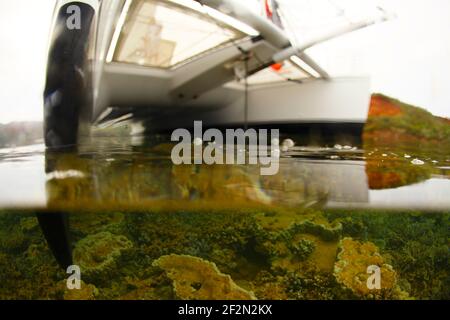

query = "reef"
[
  {"left": 288, "top": 239, "right": 316, "bottom": 261},
  {"left": 255, "top": 209, "right": 342, "bottom": 241},
  {"left": 0, "top": 214, "right": 31, "bottom": 252},
  {"left": 334, "top": 238, "right": 407, "bottom": 299},
  {"left": 288, "top": 219, "right": 342, "bottom": 242},
  {"left": 284, "top": 270, "right": 339, "bottom": 300},
  {"left": 327, "top": 210, "right": 449, "bottom": 299},
  {"left": 70, "top": 212, "right": 124, "bottom": 240},
  {"left": 73, "top": 231, "right": 133, "bottom": 283},
  {"left": 58, "top": 280, "right": 99, "bottom": 300},
  {"left": 0, "top": 209, "right": 447, "bottom": 300},
  {"left": 153, "top": 254, "right": 256, "bottom": 300},
  {"left": 0, "top": 213, "right": 67, "bottom": 299},
  {"left": 252, "top": 209, "right": 342, "bottom": 276}
]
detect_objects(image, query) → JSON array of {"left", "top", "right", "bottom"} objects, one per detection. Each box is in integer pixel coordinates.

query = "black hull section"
[
  {"left": 36, "top": 212, "right": 73, "bottom": 270},
  {"left": 138, "top": 120, "right": 365, "bottom": 146},
  {"left": 43, "top": 2, "right": 96, "bottom": 148}
]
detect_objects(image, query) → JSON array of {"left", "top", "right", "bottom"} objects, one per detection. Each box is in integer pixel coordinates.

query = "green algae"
[
  {"left": 73, "top": 231, "right": 133, "bottom": 284},
  {"left": 326, "top": 210, "right": 450, "bottom": 299},
  {"left": 0, "top": 208, "right": 447, "bottom": 300}
]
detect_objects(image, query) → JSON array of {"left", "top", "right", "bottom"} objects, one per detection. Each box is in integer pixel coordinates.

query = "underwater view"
[{"left": 0, "top": 95, "right": 449, "bottom": 300}]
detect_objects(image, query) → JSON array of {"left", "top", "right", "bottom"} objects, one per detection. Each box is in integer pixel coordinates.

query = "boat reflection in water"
[
  {"left": 39, "top": 136, "right": 449, "bottom": 211},
  {"left": 43, "top": 140, "right": 370, "bottom": 211},
  {"left": 0, "top": 137, "right": 449, "bottom": 300},
  {"left": 2, "top": 134, "right": 447, "bottom": 211}
]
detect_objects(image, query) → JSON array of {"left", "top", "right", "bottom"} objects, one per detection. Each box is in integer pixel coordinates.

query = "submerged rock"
[
  {"left": 254, "top": 210, "right": 342, "bottom": 274},
  {"left": 70, "top": 212, "right": 124, "bottom": 236},
  {"left": 62, "top": 281, "right": 98, "bottom": 300},
  {"left": 255, "top": 210, "right": 342, "bottom": 241},
  {"left": 334, "top": 238, "right": 409, "bottom": 299},
  {"left": 153, "top": 254, "right": 256, "bottom": 300},
  {"left": 288, "top": 239, "right": 316, "bottom": 261},
  {"left": 73, "top": 232, "right": 132, "bottom": 281},
  {"left": 289, "top": 219, "right": 342, "bottom": 242},
  {"left": 19, "top": 217, "right": 39, "bottom": 232}
]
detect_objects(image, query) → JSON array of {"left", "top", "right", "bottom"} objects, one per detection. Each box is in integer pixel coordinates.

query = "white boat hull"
[{"left": 128, "top": 76, "right": 371, "bottom": 132}]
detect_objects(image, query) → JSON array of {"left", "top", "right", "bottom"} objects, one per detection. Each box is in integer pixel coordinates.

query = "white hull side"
[{"left": 145, "top": 76, "right": 371, "bottom": 130}]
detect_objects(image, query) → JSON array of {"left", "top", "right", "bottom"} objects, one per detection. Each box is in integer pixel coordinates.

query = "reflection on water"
[
  {"left": 0, "top": 136, "right": 449, "bottom": 300},
  {"left": 0, "top": 137, "right": 449, "bottom": 210}
]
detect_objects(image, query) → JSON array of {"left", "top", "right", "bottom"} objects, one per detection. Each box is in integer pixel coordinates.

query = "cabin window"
[{"left": 111, "top": 0, "right": 245, "bottom": 68}]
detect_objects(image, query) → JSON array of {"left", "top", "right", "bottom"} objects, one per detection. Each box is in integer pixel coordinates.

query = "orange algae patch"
[
  {"left": 368, "top": 95, "right": 402, "bottom": 117},
  {"left": 366, "top": 171, "right": 403, "bottom": 189}
]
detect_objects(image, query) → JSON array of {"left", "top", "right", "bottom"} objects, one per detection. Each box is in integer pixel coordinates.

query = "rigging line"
[
  {"left": 244, "top": 56, "right": 249, "bottom": 131},
  {"left": 228, "top": 29, "right": 308, "bottom": 86},
  {"left": 232, "top": 38, "right": 308, "bottom": 86},
  {"left": 203, "top": 2, "right": 310, "bottom": 124},
  {"left": 199, "top": 4, "right": 252, "bottom": 129},
  {"left": 198, "top": 1, "right": 252, "bottom": 130}
]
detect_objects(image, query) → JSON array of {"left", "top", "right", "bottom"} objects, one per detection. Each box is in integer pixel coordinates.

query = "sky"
[{"left": 0, "top": 0, "right": 449, "bottom": 124}]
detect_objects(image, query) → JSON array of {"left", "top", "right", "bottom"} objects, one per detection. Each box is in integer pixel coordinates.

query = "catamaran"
[
  {"left": 44, "top": 0, "right": 391, "bottom": 148},
  {"left": 40, "top": 0, "right": 393, "bottom": 267}
]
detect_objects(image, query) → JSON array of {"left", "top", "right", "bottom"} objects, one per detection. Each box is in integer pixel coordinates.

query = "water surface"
[
  {"left": 0, "top": 136, "right": 448, "bottom": 300},
  {"left": 0, "top": 138, "right": 448, "bottom": 210}
]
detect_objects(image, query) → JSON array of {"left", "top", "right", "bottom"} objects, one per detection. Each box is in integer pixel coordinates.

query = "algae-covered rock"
[
  {"left": 63, "top": 281, "right": 98, "bottom": 300},
  {"left": 153, "top": 254, "right": 256, "bottom": 300},
  {"left": 334, "top": 238, "right": 408, "bottom": 299},
  {"left": 284, "top": 270, "right": 338, "bottom": 300},
  {"left": 0, "top": 215, "right": 29, "bottom": 251},
  {"left": 254, "top": 210, "right": 341, "bottom": 275},
  {"left": 70, "top": 212, "right": 124, "bottom": 237},
  {"left": 19, "top": 217, "right": 39, "bottom": 232},
  {"left": 255, "top": 209, "right": 342, "bottom": 241},
  {"left": 289, "top": 220, "right": 342, "bottom": 242},
  {"left": 289, "top": 239, "right": 316, "bottom": 261},
  {"left": 253, "top": 271, "right": 289, "bottom": 300},
  {"left": 73, "top": 232, "right": 132, "bottom": 282}
]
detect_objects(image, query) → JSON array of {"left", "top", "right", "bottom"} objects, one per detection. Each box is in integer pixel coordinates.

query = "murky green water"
[{"left": 0, "top": 136, "right": 448, "bottom": 300}]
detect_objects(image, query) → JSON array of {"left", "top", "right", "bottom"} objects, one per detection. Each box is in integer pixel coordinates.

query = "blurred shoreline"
[{"left": 0, "top": 121, "right": 43, "bottom": 148}]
